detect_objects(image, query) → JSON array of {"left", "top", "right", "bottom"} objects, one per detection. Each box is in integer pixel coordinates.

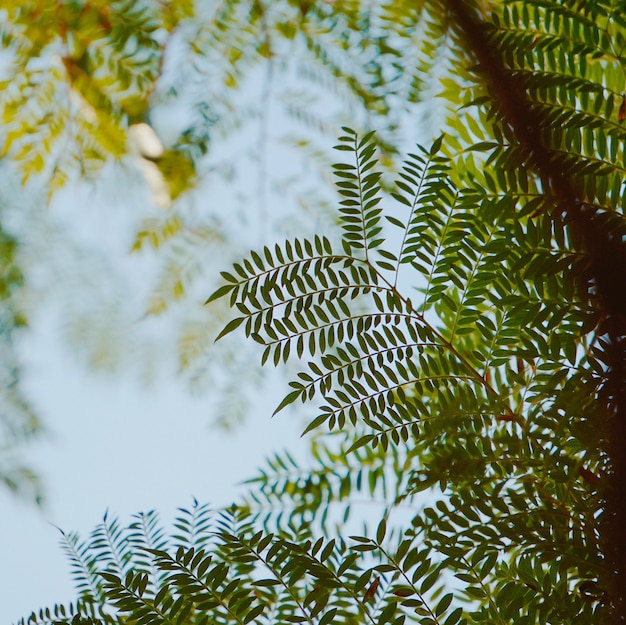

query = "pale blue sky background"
[{"left": 1, "top": 283, "right": 308, "bottom": 623}]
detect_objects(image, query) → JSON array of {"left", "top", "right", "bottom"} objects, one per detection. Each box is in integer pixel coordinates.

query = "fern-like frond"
[
  {"left": 59, "top": 530, "right": 106, "bottom": 605},
  {"left": 207, "top": 120, "right": 609, "bottom": 620},
  {"left": 210, "top": 132, "right": 514, "bottom": 440},
  {"left": 333, "top": 128, "right": 384, "bottom": 259},
  {"left": 171, "top": 498, "right": 213, "bottom": 550}
]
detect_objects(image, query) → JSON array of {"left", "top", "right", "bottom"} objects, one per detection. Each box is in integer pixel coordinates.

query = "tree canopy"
[{"left": 3, "top": 0, "right": 626, "bottom": 624}]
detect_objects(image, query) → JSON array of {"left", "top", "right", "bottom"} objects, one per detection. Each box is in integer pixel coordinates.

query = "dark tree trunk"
[{"left": 446, "top": 0, "right": 626, "bottom": 620}]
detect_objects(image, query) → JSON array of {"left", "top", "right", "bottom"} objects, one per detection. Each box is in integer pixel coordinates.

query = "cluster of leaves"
[
  {"left": 21, "top": 503, "right": 468, "bottom": 625},
  {"left": 0, "top": 0, "right": 435, "bottom": 200},
  {"left": 12, "top": 0, "right": 626, "bottom": 623},
  {"left": 0, "top": 0, "right": 166, "bottom": 191},
  {"left": 208, "top": 121, "right": 607, "bottom": 621}
]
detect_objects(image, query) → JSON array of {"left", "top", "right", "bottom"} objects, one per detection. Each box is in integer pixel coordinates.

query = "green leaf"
[
  {"left": 273, "top": 390, "right": 302, "bottom": 415},
  {"left": 376, "top": 519, "right": 387, "bottom": 544},
  {"left": 206, "top": 284, "right": 235, "bottom": 304},
  {"left": 214, "top": 317, "right": 245, "bottom": 341}
]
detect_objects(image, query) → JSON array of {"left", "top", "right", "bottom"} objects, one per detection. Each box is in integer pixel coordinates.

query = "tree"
[{"left": 9, "top": 0, "right": 626, "bottom": 624}]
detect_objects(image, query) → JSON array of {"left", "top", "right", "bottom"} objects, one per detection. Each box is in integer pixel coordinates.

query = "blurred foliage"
[
  {"left": 0, "top": 0, "right": 452, "bottom": 499},
  {"left": 0, "top": 222, "right": 42, "bottom": 503}
]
